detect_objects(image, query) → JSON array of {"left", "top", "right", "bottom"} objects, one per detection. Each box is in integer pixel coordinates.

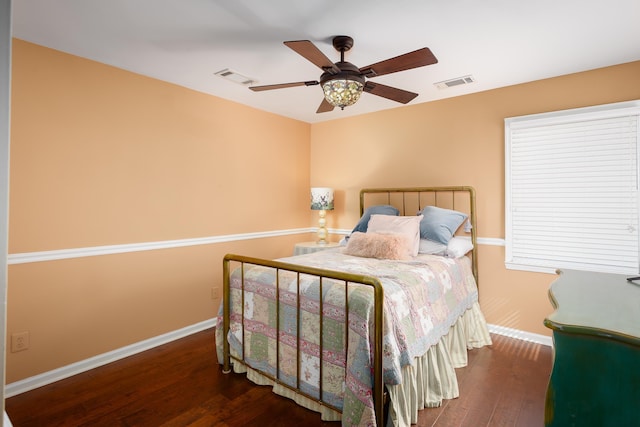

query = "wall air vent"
[
  {"left": 214, "top": 69, "right": 256, "bottom": 86},
  {"left": 434, "top": 75, "right": 475, "bottom": 90}
]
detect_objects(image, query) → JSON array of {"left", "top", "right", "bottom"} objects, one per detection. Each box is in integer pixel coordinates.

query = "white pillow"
[
  {"left": 446, "top": 236, "right": 474, "bottom": 258},
  {"left": 418, "top": 239, "right": 447, "bottom": 255},
  {"left": 367, "top": 214, "right": 422, "bottom": 257}
]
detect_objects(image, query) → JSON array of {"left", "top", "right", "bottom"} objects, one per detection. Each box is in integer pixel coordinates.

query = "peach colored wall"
[
  {"left": 7, "top": 40, "right": 312, "bottom": 382},
  {"left": 10, "top": 40, "right": 311, "bottom": 252},
  {"left": 6, "top": 235, "right": 308, "bottom": 382},
  {"left": 311, "top": 60, "right": 640, "bottom": 337}
]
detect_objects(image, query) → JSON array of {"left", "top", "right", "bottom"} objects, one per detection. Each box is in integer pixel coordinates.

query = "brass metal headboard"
[{"left": 359, "top": 186, "right": 478, "bottom": 285}]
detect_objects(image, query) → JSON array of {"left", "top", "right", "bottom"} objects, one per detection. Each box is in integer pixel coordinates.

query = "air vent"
[
  {"left": 214, "top": 69, "right": 256, "bottom": 86},
  {"left": 434, "top": 75, "right": 475, "bottom": 90}
]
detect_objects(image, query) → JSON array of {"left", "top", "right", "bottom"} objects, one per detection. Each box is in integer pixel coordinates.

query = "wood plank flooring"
[{"left": 6, "top": 328, "right": 552, "bottom": 426}]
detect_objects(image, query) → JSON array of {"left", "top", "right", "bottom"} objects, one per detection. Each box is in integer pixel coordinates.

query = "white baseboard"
[
  {"left": 4, "top": 318, "right": 216, "bottom": 398},
  {"left": 4, "top": 411, "right": 13, "bottom": 427},
  {"left": 488, "top": 323, "right": 553, "bottom": 347},
  {"left": 4, "top": 319, "right": 549, "bottom": 398}
]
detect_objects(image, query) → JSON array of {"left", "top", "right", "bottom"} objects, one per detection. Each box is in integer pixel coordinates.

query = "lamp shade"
[{"left": 310, "top": 187, "right": 334, "bottom": 211}]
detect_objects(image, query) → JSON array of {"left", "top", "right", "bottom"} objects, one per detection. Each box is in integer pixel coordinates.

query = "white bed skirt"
[{"left": 229, "top": 302, "right": 492, "bottom": 427}]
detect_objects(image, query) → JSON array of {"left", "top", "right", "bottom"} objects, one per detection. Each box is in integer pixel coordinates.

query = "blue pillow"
[
  {"left": 417, "top": 206, "right": 468, "bottom": 244},
  {"left": 351, "top": 205, "right": 400, "bottom": 233}
]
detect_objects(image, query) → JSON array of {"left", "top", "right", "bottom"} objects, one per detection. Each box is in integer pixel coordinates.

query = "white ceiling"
[{"left": 11, "top": 0, "right": 640, "bottom": 124}]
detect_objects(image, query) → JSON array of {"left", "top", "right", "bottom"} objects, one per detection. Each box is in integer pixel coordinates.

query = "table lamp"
[{"left": 310, "top": 187, "right": 334, "bottom": 244}]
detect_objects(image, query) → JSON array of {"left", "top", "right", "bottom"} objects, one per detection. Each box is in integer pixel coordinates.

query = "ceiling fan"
[{"left": 249, "top": 35, "right": 438, "bottom": 113}]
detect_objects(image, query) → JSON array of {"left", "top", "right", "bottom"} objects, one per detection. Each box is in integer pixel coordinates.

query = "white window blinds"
[{"left": 505, "top": 101, "right": 640, "bottom": 275}]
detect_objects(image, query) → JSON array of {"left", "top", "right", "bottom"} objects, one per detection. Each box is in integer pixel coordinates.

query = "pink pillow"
[
  {"left": 344, "top": 232, "right": 411, "bottom": 260},
  {"left": 366, "top": 214, "right": 422, "bottom": 256}
]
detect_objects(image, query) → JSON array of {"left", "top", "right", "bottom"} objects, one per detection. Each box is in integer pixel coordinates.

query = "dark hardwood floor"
[{"left": 6, "top": 328, "right": 552, "bottom": 427}]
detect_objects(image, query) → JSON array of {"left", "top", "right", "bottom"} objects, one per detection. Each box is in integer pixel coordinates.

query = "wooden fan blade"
[
  {"left": 360, "top": 48, "right": 437, "bottom": 77},
  {"left": 316, "top": 98, "right": 335, "bottom": 113},
  {"left": 284, "top": 40, "right": 340, "bottom": 74},
  {"left": 364, "top": 81, "right": 418, "bottom": 104},
  {"left": 249, "top": 81, "right": 319, "bottom": 91}
]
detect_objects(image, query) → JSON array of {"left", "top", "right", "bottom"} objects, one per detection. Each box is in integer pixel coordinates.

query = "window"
[{"left": 505, "top": 100, "right": 640, "bottom": 275}]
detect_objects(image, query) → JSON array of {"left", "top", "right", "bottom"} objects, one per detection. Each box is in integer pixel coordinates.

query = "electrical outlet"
[
  {"left": 11, "top": 331, "right": 30, "bottom": 353},
  {"left": 211, "top": 287, "right": 221, "bottom": 300}
]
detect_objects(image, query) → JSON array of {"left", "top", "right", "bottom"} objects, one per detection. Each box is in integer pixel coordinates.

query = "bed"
[{"left": 215, "top": 186, "right": 492, "bottom": 426}]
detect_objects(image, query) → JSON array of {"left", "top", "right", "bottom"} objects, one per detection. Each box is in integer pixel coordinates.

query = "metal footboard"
[{"left": 222, "top": 254, "right": 385, "bottom": 426}]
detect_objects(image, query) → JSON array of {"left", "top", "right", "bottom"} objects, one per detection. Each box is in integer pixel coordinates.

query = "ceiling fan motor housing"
[{"left": 319, "top": 61, "right": 365, "bottom": 86}]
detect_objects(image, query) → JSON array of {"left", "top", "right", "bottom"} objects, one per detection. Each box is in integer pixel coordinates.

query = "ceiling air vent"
[
  {"left": 434, "top": 75, "right": 475, "bottom": 90},
  {"left": 214, "top": 69, "right": 256, "bottom": 86}
]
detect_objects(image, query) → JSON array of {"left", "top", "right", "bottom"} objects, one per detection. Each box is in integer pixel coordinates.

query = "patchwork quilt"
[{"left": 216, "top": 249, "right": 479, "bottom": 426}]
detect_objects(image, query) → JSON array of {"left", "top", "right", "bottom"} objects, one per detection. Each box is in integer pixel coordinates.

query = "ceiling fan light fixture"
[
  {"left": 249, "top": 36, "right": 438, "bottom": 114},
  {"left": 322, "top": 78, "right": 364, "bottom": 109}
]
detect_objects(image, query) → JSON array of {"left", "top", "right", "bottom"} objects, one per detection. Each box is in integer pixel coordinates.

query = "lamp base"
[{"left": 317, "top": 209, "right": 328, "bottom": 244}]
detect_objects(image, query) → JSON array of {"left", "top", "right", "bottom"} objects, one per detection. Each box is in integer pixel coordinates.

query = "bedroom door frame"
[{"left": 0, "top": 0, "right": 11, "bottom": 423}]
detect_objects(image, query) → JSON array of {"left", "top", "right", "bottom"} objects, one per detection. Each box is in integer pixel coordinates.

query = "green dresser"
[{"left": 544, "top": 270, "right": 640, "bottom": 426}]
